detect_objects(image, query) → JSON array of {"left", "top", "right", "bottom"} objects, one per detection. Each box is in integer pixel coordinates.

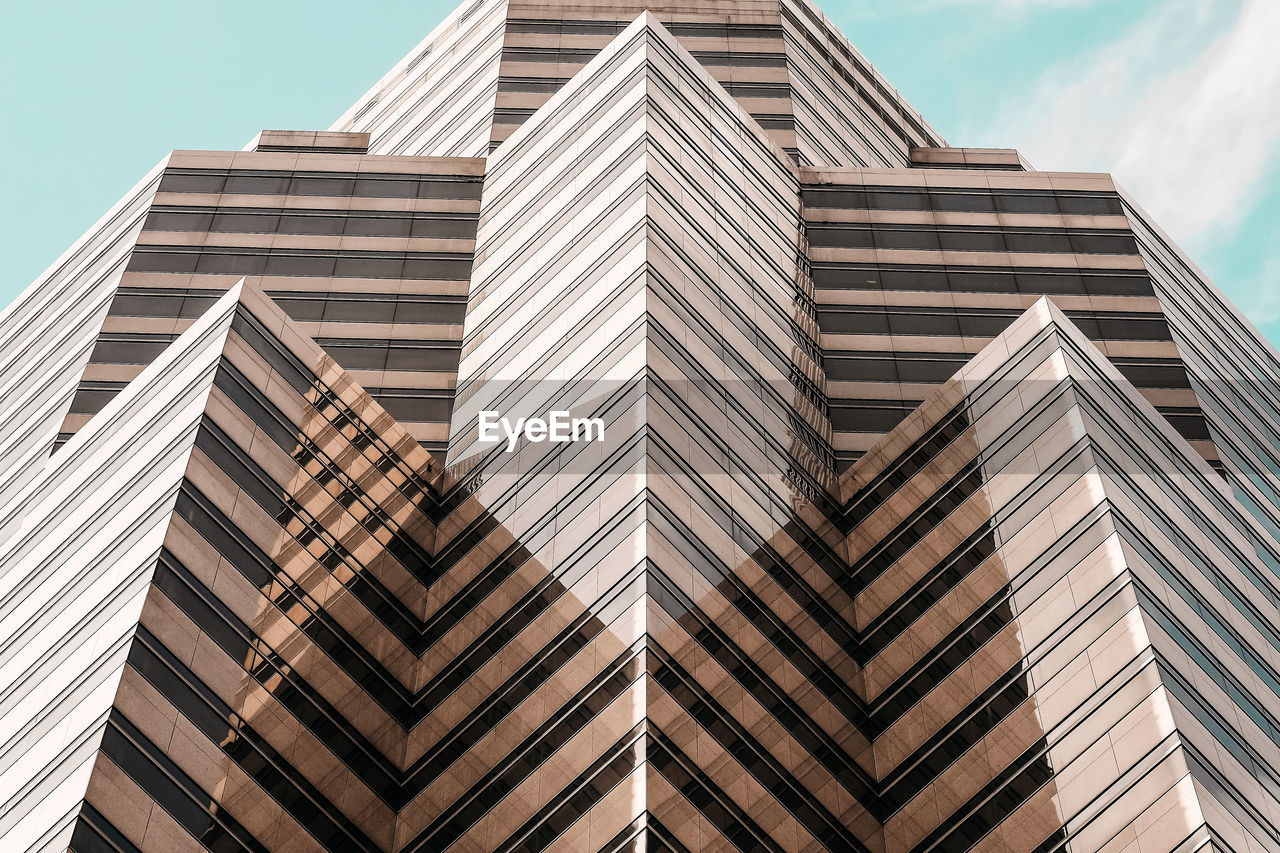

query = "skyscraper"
[{"left": 3, "top": 2, "right": 1280, "bottom": 851}]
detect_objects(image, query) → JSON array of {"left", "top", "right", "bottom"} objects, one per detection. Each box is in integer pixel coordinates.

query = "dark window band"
[
  {"left": 812, "top": 263, "right": 1155, "bottom": 297},
  {"left": 158, "top": 168, "right": 483, "bottom": 200},
  {"left": 803, "top": 186, "right": 1124, "bottom": 216},
  {"left": 808, "top": 223, "right": 1139, "bottom": 255}
]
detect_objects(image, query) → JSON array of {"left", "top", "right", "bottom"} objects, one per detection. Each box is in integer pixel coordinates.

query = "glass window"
[
  {"left": 69, "top": 387, "right": 121, "bottom": 413},
  {"left": 417, "top": 179, "right": 483, "bottom": 200},
  {"left": 995, "top": 194, "right": 1058, "bottom": 214},
  {"left": 403, "top": 257, "right": 472, "bottom": 280},
  {"left": 1094, "top": 315, "right": 1171, "bottom": 340},
  {"left": 109, "top": 293, "right": 185, "bottom": 317},
  {"left": 375, "top": 395, "right": 454, "bottom": 421},
  {"left": 145, "top": 210, "right": 213, "bottom": 231},
  {"left": 290, "top": 176, "right": 355, "bottom": 196},
  {"left": 321, "top": 343, "right": 387, "bottom": 370},
  {"left": 867, "top": 190, "right": 929, "bottom": 211},
  {"left": 888, "top": 311, "right": 961, "bottom": 336},
  {"left": 949, "top": 271, "right": 1016, "bottom": 293},
  {"left": 1161, "top": 410, "right": 1212, "bottom": 440},
  {"left": 824, "top": 356, "right": 897, "bottom": 382},
  {"left": 802, "top": 189, "right": 866, "bottom": 209},
  {"left": 1069, "top": 233, "right": 1139, "bottom": 254},
  {"left": 334, "top": 256, "right": 403, "bottom": 278},
  {"left": 938, "top": 230, "right": 1004, "bottom": 252},
  {"left": 353, "top": 177, "right": 417, "bottom": 198},
  {"left": 212, "top": 212, "right": 280, "bottom": 233},
  {"left": 197, "top": 251, "right": 268, "bottom": 275},
  {"left": 808, "top": 227, "right": 873, "bottom": 249},
  {"left": 276, "top": 297, "right": 326, "bottom": 321},
  {"left": 880, "top": 269, "right": 948, "bottom": 291},
  {"left": 897, "top": 358, "right": 962, "bottom": 383},
  {"left": 1005, "top": 231, "right": 1073, "bottom": 253},
  {"left": 1015, "top": 272, "right": 1085, "bottom": 294},
  {"left": 817, "top": 310, "right": 889, "bottom": 335},
  {"left": 811, "top": 266, "right": 881, "bottom": 289},
  {"left": 223, "top": 174, "right": 290, "bottom": 195},
  {"left": 410, "top": 217, "right": 475, "bottom": 239},
  {"left": 1114, "top": 361, "right": 1192, "bottom": 388},
  {"left": 345, "top": 216, "right": 411, "bottom": 237},
  {"left": 394, "top": 300, "right": 467, "bottom": 324},
  {"left": 831, "top": 404, "right": 913, "bottom": 432},
  {"left": 875, "top": 228, "right": 940, "bottom": 251},
  {"left": 1057, "top": 194, "right": 1123, "bottom": 215},
  {"left": 957, "top": 312, "right": 1014, "bottom": 337},
  {"left": 90, "top": 338, "right": 174, "bottom": 363},
  {"left": 1083, "top": 274, "right": 1153, "bottom": 296},
  {"left": 386, "top": 346, "right": 460, "bottom": 371},
  {"left": 159, "top": 172, "right": 225, "bottom": 194},
  {"left": 264, "top": 254, "right": 332, "bottom": 276},
  {"left": 930, "top": 193, "right": 995, "bottom": 213},
  {"left": 181, "top": 294, "right": 220, "bottom": 315},
  {"left": 1063, "top": 314, "right": 1101, "bottom": 338},
  {"left": 127, "top": 251, "right": 199, "bottom": 273},
  {"left": 324, "top": 299, "right": 395, "bottom": 323},
  {"left": 278, "top": 214, "right": 344, "bottom": 235}
]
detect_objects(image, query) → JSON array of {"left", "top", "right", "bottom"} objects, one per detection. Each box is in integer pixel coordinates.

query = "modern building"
[{"left": 2, "top": 2, "right": 1279, "bottom": 851}]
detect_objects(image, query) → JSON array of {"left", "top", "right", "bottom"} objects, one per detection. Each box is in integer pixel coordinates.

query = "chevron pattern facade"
[{"left": 3, "top": 4, "right": 1280, "bottom": 853}]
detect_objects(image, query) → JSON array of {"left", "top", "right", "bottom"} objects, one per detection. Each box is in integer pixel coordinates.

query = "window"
[
  {"left": 1004, "top": 231, "right": 1072, "bottom": 253},
  {"left": 223, "top": 174, "right": 291, "bottom": 194},
  {"left": 329, "top": 299, "right": 397, "bottom": 323},
  {"left": 291, "top": 176, "right": 355, "bottom": 196},
  {"left": 1058, "top": 194, "right": 1123, "bottom": 215},
  {"left": 802, "top": 189, "right": 866, "bottom": 209},
  {"left": 1069, "top": 233, "right": 1139, "bottom": 254},
  {"left": 931, "top": 192, "right": 995, "bottom": 213},
  {"left": 945, "top": 271, "right": 1014, "bottom": 293},
  {"left": 995, "top": 193, "right": 1057, "bottom": 214},
  {"left": 824, "top": 355, "right": 897, "bottom": 382},
  {"left": 158, "top": 172, "right": 226, "bottom": 194},
  {"left": 880, "top": 269, "right": 948, "bottom": 291},
  {"left": 889, "top": 311, "right": 961, "bottom": 336},
  {"left": 265, "top": 254, "right": 333, "bottom": 276},
  {"left": 278, "top": 214, "right": 344, "bottom": 235},
  {"left": 867, "top": 190, "right": 929, "bottom": 211},
  {"left": 938, "top": 230, "right": 1005, "bottom": 252},
  {"left": 956, "top": 313, "right": 1015, "bottom": 337},
  {"left": 353, "top": 177, "right": 417, "bottom": 198},
  {"left": 126, "top": 250, "right": 199, "bottom": 273},
  {"left": 144, "top": 210, "right": 212, "bottom": 231},
  {"left": 1015, "top": 272, "right": 1084, "bottom": 294},
  {"left": 386, "top": 346, "right": 460, "bottom": 371},
  {"left": 212, "top": 212, "right": 281, "bottom": 233},
  {"left": 817, "top": 310, "right": 889, "bottom": 335},
  {"left": 90, "top": 335, "right": 176, "bottom": 363},
  {"left": 830, "top": 402, "right": 915, "bottom": 432},
  {"left": 874, "top": 228, "right": 940, "bottom": 251},
  {"left": 373, "top": 394, "right": 454, "bottom": 421},
  {"left": 332, "top": 256, "right": 401, "bottom": 278},
  {"left": 808, "top": 227, "right": 873, "bottom": 249}
]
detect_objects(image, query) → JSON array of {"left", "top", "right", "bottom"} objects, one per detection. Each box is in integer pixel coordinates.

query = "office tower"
[{"left": 2, "top": 2, "right": 1279, "bottom": 851}]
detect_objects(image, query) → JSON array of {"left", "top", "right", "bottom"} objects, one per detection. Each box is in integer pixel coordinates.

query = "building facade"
[{"left": 2, "top": 3, "right": 1279, "bottom": 852}]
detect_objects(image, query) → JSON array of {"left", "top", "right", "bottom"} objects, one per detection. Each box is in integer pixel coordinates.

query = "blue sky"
[{"left": 3, "top": 0, "right": 1276, "bottom": 341}]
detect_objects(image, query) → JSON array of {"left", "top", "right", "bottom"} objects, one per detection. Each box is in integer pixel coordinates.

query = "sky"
[{"left": 2, "top": 0, "right": 1277, "bottom": 340}]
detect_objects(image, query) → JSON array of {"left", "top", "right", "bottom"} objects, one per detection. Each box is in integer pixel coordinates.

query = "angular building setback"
[{"left": 1, "top": 3, "right": 1279, "bottom": 852}]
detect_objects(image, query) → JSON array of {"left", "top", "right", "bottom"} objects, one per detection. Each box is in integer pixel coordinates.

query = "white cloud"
[
  {"left": 846, "top": 0, "right": 1094, "bottom": 19},
  {"left": 975, "top": 0, "right": 1280, "bottom": 250},
  {"left": 1235, "top": 255, "right": 1280, "bottom": 328},
  {"left": 927, "top": 0, "right": 1091, "bottom": 5}
]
